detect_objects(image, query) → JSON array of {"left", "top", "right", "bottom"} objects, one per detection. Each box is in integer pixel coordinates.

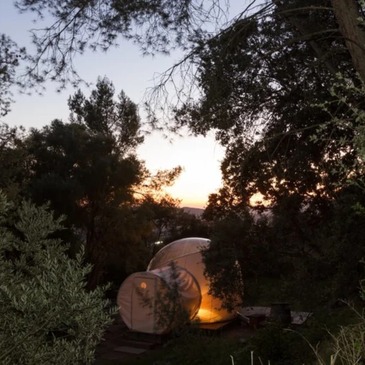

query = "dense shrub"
[{"left": 0, "top": 193, "right": 113, "bottom": 365}]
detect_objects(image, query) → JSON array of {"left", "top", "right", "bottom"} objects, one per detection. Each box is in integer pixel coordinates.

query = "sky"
[{"left": 0, "top": 1, "right": 249, "bottom": 208}]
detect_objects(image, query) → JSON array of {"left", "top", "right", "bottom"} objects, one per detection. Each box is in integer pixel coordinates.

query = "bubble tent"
[{"left": 117, "top": 237, "right": 238, "bottom": 334}]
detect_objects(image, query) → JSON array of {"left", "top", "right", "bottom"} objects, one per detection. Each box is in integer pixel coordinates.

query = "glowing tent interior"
[{"left": 117, "top": 237, "right": 239, "bottom": 334}]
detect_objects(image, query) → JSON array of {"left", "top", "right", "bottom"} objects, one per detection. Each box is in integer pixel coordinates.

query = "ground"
[{"left": 94, "top": 316, "right": 255, "bottom": 364}]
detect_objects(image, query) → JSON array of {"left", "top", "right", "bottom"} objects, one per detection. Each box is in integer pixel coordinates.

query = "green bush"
[
  {"left": 244, "top": 323, "right": 313, "bottom": 365},
  {"left": 128, "top": 333, "right": 241, "bottom": 365},
  {"left": 0, "top": 193, "right": 113, "bottom": 365}
]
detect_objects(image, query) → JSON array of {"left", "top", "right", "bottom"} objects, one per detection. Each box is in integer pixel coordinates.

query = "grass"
[
  {"left": 98, "top": 304, "right": 362, "bottom": 364},
  {"left": 95, "top": 325, "right": 247, "bottom": 365},
  {"left": 127, "top": 333, "right": 243, "bottom": 365},
  {"left": 97, "top": 278, "right": 364, "bottom": 365}
]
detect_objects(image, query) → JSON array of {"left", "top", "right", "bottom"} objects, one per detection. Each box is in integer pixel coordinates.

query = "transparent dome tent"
[{"left": 117, "top": 237, "right": 238, "bottom": 334}]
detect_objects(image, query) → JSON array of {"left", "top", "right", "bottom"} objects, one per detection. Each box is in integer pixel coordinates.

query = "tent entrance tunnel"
[
  {"left": 117, "top": 237, "right": 239, "bottom": 334},
  {"left": 118, "top": 265, "right": 201, "bottom": 334}
]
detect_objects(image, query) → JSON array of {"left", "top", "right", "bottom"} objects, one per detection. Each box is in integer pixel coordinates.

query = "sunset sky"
[{"left": 0, "top": 1, "right": 240, "bottom": 208}]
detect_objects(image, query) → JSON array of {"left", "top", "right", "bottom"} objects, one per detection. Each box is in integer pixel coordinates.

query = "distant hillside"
[
  {"left": 181, "top": 206, "right": 272, "bottom": 220},
  {"left": 182, "top": 207, "right": 204, "bottom": 217}
]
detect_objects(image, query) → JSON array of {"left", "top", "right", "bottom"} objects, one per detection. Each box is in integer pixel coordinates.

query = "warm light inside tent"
[
  {"left": 195, "top": 307, "right": 226, "bottom": 323},
  {"left": 140, "top": 282, "right": 147, "bottom": 289},
  {"left": 195, "top": 308, "right": 213, "bottom": 322}
]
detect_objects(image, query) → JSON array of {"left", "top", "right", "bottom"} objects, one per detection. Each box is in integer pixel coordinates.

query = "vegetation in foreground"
[
  {"left": 0, "top": 192, "right": 113, "bottom": 365},
  {"left": 98, "top": 302, "right": 361, "bottom": 365}
]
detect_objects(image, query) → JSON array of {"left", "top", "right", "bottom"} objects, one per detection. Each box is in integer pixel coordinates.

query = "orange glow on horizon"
[
  {"left": 174, "top": 193, "right": 271, "bottom": 210},
  {"left": 179, "top": 199, "right": 206, "bottom": 209}
]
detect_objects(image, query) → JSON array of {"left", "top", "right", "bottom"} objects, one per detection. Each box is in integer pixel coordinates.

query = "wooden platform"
[{"left": 197, "top": 321, "right": 233, "bottom": 331}]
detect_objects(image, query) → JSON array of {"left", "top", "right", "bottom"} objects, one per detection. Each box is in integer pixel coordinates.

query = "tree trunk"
[
  {"left": 332, "top": 0, "right": 365, "bottom": 83},
  {"left": 272, "top": 0, "right": 339, "bottom": 76},
  {"left": 85, "top": 211, "right": 106, "bottom": 290}
]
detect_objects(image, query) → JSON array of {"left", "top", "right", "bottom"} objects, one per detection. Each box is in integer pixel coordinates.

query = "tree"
[
  {"left": 0, "top": 192, "right": 112, "bottom": 365},
  {"left": 2, "top": 1, "right": 365, "bottom": 115},
  {"left": 202, "top": 209, "right": 272, "bottom": 309},
  {"left": 138, "top": 195, "right": 181, "bottom": 243},
  {"left": 331, "top": 0, "right": 365, "bottom": 84},
  {"left": 8, "top": 77, "right": 185, "bottom": 289},
  {"left": 1, "top": 0, "right": 227, "bottom": 114},
  {"left": 2, "top": 0, "right": 364, "bottom": 138},
  {"left": 176, "top": 0, "right": 360, "bottom": 205},
  {"left": 23, "top": 78, "right": 146, "bottom": 288},
  {"left": 10, "top": 0, "right": 225, "bottom": 89},
  {"left": 68, "top": 77, "right": 144, "bottom": 153},
  {"left": 27, "top": 119, "right": 143, "bottom": 287},
  {"left": 0, "top": 34, "right": 28, "bottom": 116},
  {"left": 0, "top": 123, "right": 27, "bottom": 201},
  {"left": 164, "top": 208, "right": 210, "bottom": 243},
  {"left": 183, "top": 0, "right": 365, "bottom": 307}
]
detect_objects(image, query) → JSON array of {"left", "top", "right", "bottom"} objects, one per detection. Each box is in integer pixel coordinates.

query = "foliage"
[
  {"left": 134, "top": 188, "right": 182, "bottom": 244},
  {"left": 17, "top": 77, "right": 182, "bottom": 288},
  {"left": 330, "top": 322, "right": 365, "bottom": 364},
  {"left": 0, "top": 77, "right": 185, "bottom": 289},
  {"left": 238, "top": 307, "right": 361, "bottom": 365},
  {"left": 203, "top": 209, "right": 270, "bottom": 310},
  {"left": 307, "top": 284, "right": 365, "bottom": 365},
  {"left": 193, "top": 0, "right": 365, "bottom": 313},
  {"left": 11, "top": 0, "right": 225, "bottom": 91},
  {"left": 0, "top": 34, "right": 28, "bottom": 116},
  {"left": 68, "top": 77, "right": 144, "bottom": 153},
  {"left": 136, "top": 262, "right": 191, "bottom": 336},
  {"left": 246, "top": 324, "right": 312, "bottom": 365},
  {"left": 318, "top": 74, "right": 365, "bottom": 185},
  {"left": 163, "top": 208, "right": 210, "bottom": 243},
  {"left": 25, "top": 117, "right": 143, "bottom": 287},
  {"left": 127, "top": 332, "right": 240, "bottom": 365},
  {"left": 177, "top": 0, "right": 360, "bottom": 206},
  {"left": 3, "top": 1, "right": 365, "bottom": 122},
  {"left": 0, "top": 123, "right": 27, "bottom": 201},
  {"left": 328, "top": 282, "right": 365, "bottom": 364},
  {"left": 0, "top": 192, "right": 112, "bottom": 365},
  {"left": 205, "top": 189, "right": 365, "bottom": 309}
]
